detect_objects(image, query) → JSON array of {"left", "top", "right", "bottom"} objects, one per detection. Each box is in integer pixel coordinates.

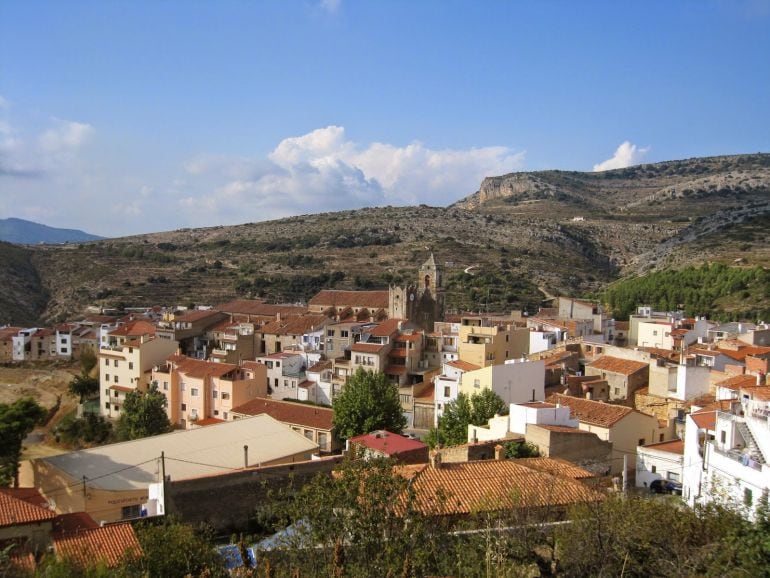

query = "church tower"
[{"left": 388, "top": 253, "right": 444, "bottom": 330}]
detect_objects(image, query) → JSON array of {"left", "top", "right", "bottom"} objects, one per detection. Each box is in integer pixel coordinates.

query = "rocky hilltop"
[{"left": 1, "top": 153, "right": 768, "bottom": 325}]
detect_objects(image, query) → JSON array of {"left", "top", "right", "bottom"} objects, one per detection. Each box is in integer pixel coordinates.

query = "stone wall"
[{"left": 166, "top": 457, "right": 342, "bottom": 533}]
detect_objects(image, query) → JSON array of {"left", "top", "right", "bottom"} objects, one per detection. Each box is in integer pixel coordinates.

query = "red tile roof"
[
  {"left": 215, "top": 299, "right": 308, "bottom": 317},
  {"left": 170, "top": 309, "right": 220, "bottom": 323},
  {"left": 108, "top": 320, "right": 156, "bottom": 337},
  {"left": 641, "top": 439, "right": 684, "bottom": 455},
  {"left": 741, "top": 385, "right": 770, "bottom": 401},
  {"left": 109, "top": 385, "right": 133, "bottom": 393},
  {"left": 195, "top": 417, "right": 226, "bottom": 426},
  {"left": 385, "top": 365, "right": 408, "bottom": 375},
  {"left": 534, "top": 424, "right": 594, "bottom": 435},
  {"left": 446, "top": 360, "right": 481, "bottom": 372},
  {"left": 397, "top": 459, "right": 604, "bottom": 515},
  {"left": 0, "top": 491, "right": 55, "bottom": 527},
  {"left": 231, "top": 397, "right": 334, "bottom": 430},
  {"left": 309, "top": 290, "right": 390, "bottom": 310},
  {"left": 690, "top": 410, "right": 717, "bottom": 430},
  {"left": 308, "top": 360, "right": 333, "bottom": 373},
  {"left": 546, "top": 394, "right": 636, "bottom": 428},
  {"left": 588, "top": 356, "right": 648, "bottom": 376},
  {"left": 53, "top": 522, "right": 142, "bottom": 569},
  {"left": 351, "top": 343, "right": 387, "bottom": 354},
  {"left": 369, "top": 319, "right": 402, "bottom": 337},
  {"left": 350, "top": 430, "right": 427, "bottom": 455},
  {"left": 514, "top": 457, "right": 595, "bottom": 479},
  {"left": 715, "top": 374, "right": 759, "bottom": 391}
]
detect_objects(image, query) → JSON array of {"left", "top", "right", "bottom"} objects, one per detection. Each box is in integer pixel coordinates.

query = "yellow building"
[{"left": 458, "top": 321, "right": 528, "bottom": 368}]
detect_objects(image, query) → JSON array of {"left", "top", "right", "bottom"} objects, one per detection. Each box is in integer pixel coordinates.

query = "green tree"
[
  {"left": 0, "top": 397, "right": 46, "bottom": 486},
  {"left": 124, "top": 517, "right": 226, "bottom": 578},
  {"left": 504, "top": 440, "right": 541, "bottom": 458},
  {"left": 426, "top": 389, "right": 506, "bottom": 447},
  {"left": 115, "top": 385, "right": 172, "bottom": 441},
  {"left": 332, "top": 368, "right": 407, "bottom": 439},
  {"left": 68, "top": 373, "right": 99, "bottom": 404}
]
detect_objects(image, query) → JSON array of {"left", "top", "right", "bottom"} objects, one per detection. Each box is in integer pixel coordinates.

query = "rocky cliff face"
[{"left": 455, "top": 173, "right": 557, "bottom": 209}]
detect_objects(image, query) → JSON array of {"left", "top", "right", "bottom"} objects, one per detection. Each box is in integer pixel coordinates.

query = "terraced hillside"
[{"left": 1, "top": 153, "right": 768, "bottom": 325}]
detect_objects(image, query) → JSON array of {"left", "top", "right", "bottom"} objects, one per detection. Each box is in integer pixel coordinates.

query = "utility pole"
[
  {"left": 160, "top": 451, "right": 166, "bottom": 516},
  {"left": 622, "top": 455, "right": 628, "bottom": 494}
]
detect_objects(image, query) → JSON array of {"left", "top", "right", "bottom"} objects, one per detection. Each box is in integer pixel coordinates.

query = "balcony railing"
[{"left": 711, "top": 444, "right": 762, "bottom": 471}]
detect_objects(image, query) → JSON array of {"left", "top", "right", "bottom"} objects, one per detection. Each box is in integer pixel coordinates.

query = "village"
[{"left": 2, "top": 254, "right": 770, "bottom": 573}]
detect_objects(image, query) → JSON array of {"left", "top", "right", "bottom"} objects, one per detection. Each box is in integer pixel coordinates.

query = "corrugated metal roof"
[{"left": 39, "top": 415, "right": 318, "bottom": 491}]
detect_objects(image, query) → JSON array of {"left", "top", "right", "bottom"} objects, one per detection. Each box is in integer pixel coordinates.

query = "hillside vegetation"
[
  {"left": 0, "top": 153, "right": 768, "bottom": 324},
  {"left": 604, "top": 263, "right": 770, "bottom": 321}
]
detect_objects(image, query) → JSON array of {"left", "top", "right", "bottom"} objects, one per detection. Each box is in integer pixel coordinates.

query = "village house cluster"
[{"left": 4, "top": 254, "right": 770, "bottom": 569}]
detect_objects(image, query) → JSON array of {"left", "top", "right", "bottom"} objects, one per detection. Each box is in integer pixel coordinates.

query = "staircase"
[{"left": 737, "top": 421, "right": 766, "bottom": 464}]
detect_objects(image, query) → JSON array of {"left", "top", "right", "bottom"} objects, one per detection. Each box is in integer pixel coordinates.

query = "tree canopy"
[
  {"left": 604, "top": 263, "right": 770, "bottom": 321},
  {"left": 115, "top": 385, "right": 172, "bottom": 441},
  {"left": 69, "top": 372, "right": 99, "bottom": 404},
  {"left": 0, "top": 397, "right": 46, "bottom": 486},
  {"left": 427, "top": 389, "right": 506, "bottom": 448},
  {"left": 332, "top": 368, "right": 407, "bottom": 439}
]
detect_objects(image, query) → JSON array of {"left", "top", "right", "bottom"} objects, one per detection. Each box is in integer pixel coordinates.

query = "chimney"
[
  {"left": 494, "top": 444, "right": 505, "bottom": 460},
  {"left": 429, "top": 450, "right": 442, "bottom": 469}
]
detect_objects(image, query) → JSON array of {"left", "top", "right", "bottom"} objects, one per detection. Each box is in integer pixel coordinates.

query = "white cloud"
[
  {"left": 593, "top": 141, "right": 649, "bottom": 171},
  {"left": 177, "top": 126, "right": 524, "bottom": 225},
  {"left": 0, "top": 95, "right": 9, "bottom": 109},
  {"left": 39, "top": 119, "right": 94, "bottom": 153},
  {"left": 320, "top": 0, "right": 341, "bottom": 13}
]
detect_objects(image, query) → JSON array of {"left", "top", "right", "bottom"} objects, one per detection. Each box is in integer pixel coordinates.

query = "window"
[
  {"left": 214, "top": 410, "right": 219, "bottom": 416},
  {"left": 652, "top": 330, "right": 658, "bottom": 337},
  {"left": 105, "top": 374, "right": 110, "bottom": 381},
  {"left": 667, "top": 471, "right": 680, "bottom": 482},
  {"left": 318, "top": 433, "right": 328, "bottom": 448},
  {"left": 191, "top": 388, "right": 199, "bottom": 396},
  {"left": 651, "top": 465, "right": 657, "bottom": 474},
  {"left": 223, "top": 412, "right": 228, "bottom": 419},
  {"left": 114, "top": 375, "right": 118, "bottom": 383},
  {"left": 105, "top": 402, "right": 110, "bottom": 409},
  {"left": 474, "top": 379, "right": 480, "bottom": 389},
  {"left": 114, "top": 359, "right": 119, "bottom": 367},
  {"left": 444, "top": 386, "right": 450, "bottom": 398},
  {"left": 340, "top": 330, "right": 349, "bottom": 338},
  {"left": 128, "top": 362, "right": 133, "bottom": 370},
  {"left": 105, "top": 359, "right": 109, "bottom": 366},
  {"left": 659, "top": 433, "right": 664, "bottom": 442},
  {"left": 163, "top": 381, "right": 168, "bottom": 391},
  {"left": 327, "top": 329, "right": 335, "bottom": 337},
  {"left": 614, "top": 387, "right": 620, "bottom": 396},
  {"left": 113, "top": 404, "right": 119, "bottom": 411},
  {"left": 113, "top": 390, "right": 119, "bottom": 397},
  {"left": 180, "top": 382, "right": 186, "bottom": 392},
  {"left": 221, "top": 392, "right": 230, "bottom": 400},
  {"left": 304, "top": 429, "right": 314, "bottom": 440},
  {"left": 276, "top": 361, "right": 281, "bottom": 368},
  {"left": 212, "top": 390, "right": 218, "bottom": 398},
  {"left": 105, "top": 389, "right": 109, "bottom": 396},
  {"left": 121, "top": 504, "right": 141, "bottom": 519},
  {"left": 638, "top": 438, "right": 645, "bottom": 446},
  {"left": 744, "top": 488, "right": 753, "bottom": 507},
  {"left": 506, "top": 334, "right": 509, "bottom": 342},
  {"left": 720, "top": 431, "right": 726, "bottom": 444},
  {"left": 284, "top": 379, "right": 289, "bottom": 387},
  {"left": 181, "top": 403, "right": 187, "bottom": 411}
]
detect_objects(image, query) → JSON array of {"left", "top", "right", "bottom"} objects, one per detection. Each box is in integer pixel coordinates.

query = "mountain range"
[
  {"left": 0, "top": 153, "right": 768, "bottom": 326},
  {"left": 0, "top": 218, "right": 103, "bottom": 245}
]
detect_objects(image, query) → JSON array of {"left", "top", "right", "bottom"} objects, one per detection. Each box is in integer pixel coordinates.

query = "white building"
[
  {"left": 433, "top": 359, "right": 481, "bottom": 425},
  {"left": 635, "top": 439, "right": 684, "bottom": 489},
  {"left": 683, "top": 386, "right": 770, "bottom": 520}
]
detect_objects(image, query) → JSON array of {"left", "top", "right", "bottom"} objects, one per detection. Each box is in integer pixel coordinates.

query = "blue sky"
[{"left": 1, "top": 0, "right": 768, "bottom": 236}]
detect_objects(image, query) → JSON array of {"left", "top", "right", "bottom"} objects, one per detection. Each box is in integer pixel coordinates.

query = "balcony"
[{"left": 711, "top": 444, "right": 762, "bottom": 471}]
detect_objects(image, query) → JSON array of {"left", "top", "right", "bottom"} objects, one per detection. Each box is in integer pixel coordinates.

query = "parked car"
[{"left": 650, "top": 479, "right": 682, "bottom": 495}]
